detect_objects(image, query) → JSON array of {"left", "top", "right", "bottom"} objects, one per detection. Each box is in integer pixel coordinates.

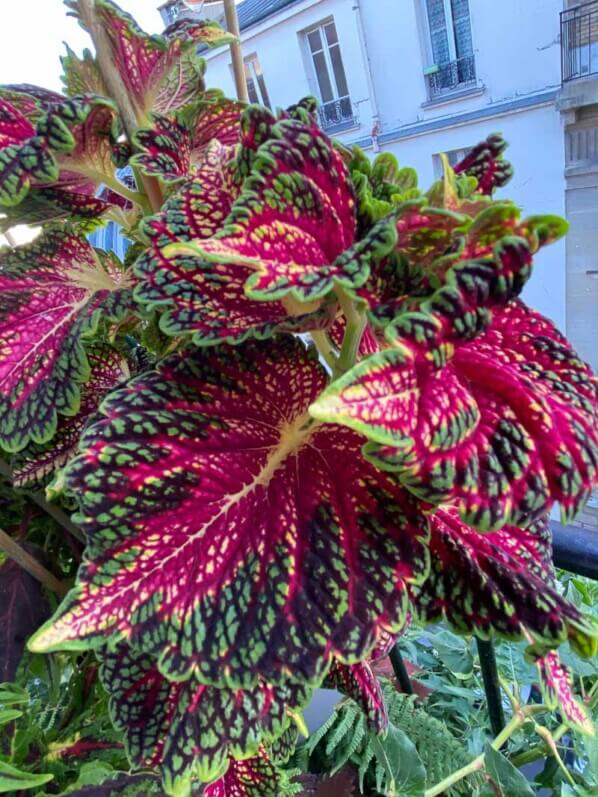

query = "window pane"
[
  {"left": 312, "top": 50, "right": 334, "bottom": 102},
  {"left": 246, "top": 75, "right": 259, "bottom": 104},
  {"left": 426, "top": 0, "right": 450, "bottom": 64},
  {"left": 308, "top": 29, "right": 322, "bottom": 53},
  {"left": 451, "top": 0, "right": 473, "bottom": 58},
  {"left": 256, "top": 73, "right": 271, "bottom": 108},
  {"left": 324, "top": 22, "right": 338, "bottom": 46},
  {"left": 329, "top": 43, "right": 349, "bottom": 98}
]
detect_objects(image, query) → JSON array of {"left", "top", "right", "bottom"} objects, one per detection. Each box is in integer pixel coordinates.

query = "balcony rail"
[
  {"left": 426, "top": 55, "right": 476, "bottom": 99},
  {"left": 561, "top": 1, "right": 598, "bottom": 82},
  {"left": 317, "top": 97, "right": 355, "bottom": 132}
]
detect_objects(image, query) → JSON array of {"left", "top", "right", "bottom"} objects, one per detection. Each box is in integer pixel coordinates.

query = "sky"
[{"left": 0, "top": 1, "right": 164, "bottom": 91}]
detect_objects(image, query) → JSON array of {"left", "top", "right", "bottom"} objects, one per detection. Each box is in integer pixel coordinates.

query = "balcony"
[
  {"left": 561, "top": 1, "right": 598, "bottom": 82},
  {"left": 317, "top": 97, "right": 356, "bottom": 133},
  {"left": 426, "top": 55, "right": 477, "bottom": 100}
]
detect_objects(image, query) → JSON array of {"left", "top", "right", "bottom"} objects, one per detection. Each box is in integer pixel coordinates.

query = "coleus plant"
[{"left": 0, "top": 1, "right": 596, "bottom": 795}]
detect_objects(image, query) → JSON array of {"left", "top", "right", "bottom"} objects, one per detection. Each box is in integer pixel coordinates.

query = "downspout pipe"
[{"left": 353, "top": 0, "right": 381, "bottom": 152}]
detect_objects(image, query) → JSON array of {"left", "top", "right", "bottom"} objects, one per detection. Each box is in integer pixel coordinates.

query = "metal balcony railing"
[
  {"left": 561, "top": 1, "right": 598, "bottom": 82},
  {"left": 426, "top": 55, "right": 476, "bottom": 99},
  {"left": 317, "top": 97, "right": 355, "bottom": 132}
]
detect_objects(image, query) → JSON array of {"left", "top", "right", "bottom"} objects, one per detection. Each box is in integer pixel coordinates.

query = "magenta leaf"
[
  {"left": 0, "top": 94, "right": 121, "bottom": 216},
  {"left": 453, "top": 134, "right": 514, "bottom": 195},
  {"left": 67, "top": 1, "right": 231, "bottom": 115},
  {"left": 204, "top": 751, "right": 290, "bottom": 797},
  {"left": 312, "top": 299, "right": 598, "bottom": 530},
  {"left": 11, "top": 346, "right": 129, "bottom": 487},
  {"left": 132, "top": 114, "right": 191, "bottom": 184},
  {"left": 323, "top": 660, "right": 387, "bottom": 732},
  {"left": 135, "top": 140, "right": 329, "bottom": 345},
  {"left": 0, "top": 549, "right": 51, "bottom": 680},
  {"left": 533, "top": 650, "right": 593, "bottom": 733},
  {"left": 0, "top": 226, "right": 133, "bottom": 452},
  {"left": 98, "top": 643, "right": 311, "bottom": 793},
  {"left": 30, "top": 337, "right": 428, "bottom": 688},
  {"left": 412, "top": 508, "right": 596, "bottom": 655}
]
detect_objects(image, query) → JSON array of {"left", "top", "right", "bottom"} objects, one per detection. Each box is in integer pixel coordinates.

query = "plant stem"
[
  {"left": 334, "top": 287, "right": 366, "bottom": 377},
  {"left": 79, "top": 0, "right": 163, "bottom": 212},
  {"left": 223, "top": 0, "right": 249, "bottom": 102},
  {"left": 477, "top": 638, "right": 505, "bottom": 736},
  {"left": 311, "top": 330, "right": 338, "bottom": 371},
  {"left": 424, "top": 714, "right": 524, "bottom": 797},
  {"left": 0, "top": 528, "right": 68, "bottom": 597},
  {"left": 389, "top": 644, "right": 414, "bottom": 695},
  {"left": 534, "top": 724, "right": 576, "bottom": 786}
]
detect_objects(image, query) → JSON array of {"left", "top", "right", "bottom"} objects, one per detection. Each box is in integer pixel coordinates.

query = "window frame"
[
  {"left": 242, "top": 53, "right": 271, "bottom": 108},
  {"left": 303, "top": 19, "right": 350, "bottom": 106},
  {"left": 423, "top": 0, "right": 474, "bottom": 67}
]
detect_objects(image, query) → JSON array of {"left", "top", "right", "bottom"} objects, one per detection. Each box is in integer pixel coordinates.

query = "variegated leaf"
[
  {"left": 311, "top": 300, "right": 598, "bottom": 530},
  {"left": 204, "top": 751, "right": 292, "bottom": 797},
  {"left": 453, "top": 133, "right": 513, "bottom": 195},
  {"left": 412, "top": 508, "right": 596, "bottom": 656},
  {"left": 67, "top": 1, "right": 228, "bottom": 115},
  {"left": 0, "top": 227, "right": 132, "bottom": 452},
  {"left": 323, "top": 660, "right": 387, "bottom": 732},
  {"left": 99, "top": 643, "right": 311, "bottom": 795},
  {"left": 132, "top": 114, "right": 191, "bottom": 184},
  {"left": 533, "top": 650, "right": 593, "bottom": 733},
  {"left": 30, "top": 338, "right": 428, "bottom": 688},
  {"left": 11, "top": 346, "right": 129, "bottom": 486},
  {"left": 134, "top": 139, "right": 329, "bottom": 345}
]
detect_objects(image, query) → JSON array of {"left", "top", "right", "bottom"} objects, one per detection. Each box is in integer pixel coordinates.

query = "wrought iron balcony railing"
[
  {"left": 561, "top": 1, "right": 598, "bottom": 82},
  {"left": 426, "top": 55, "right": 476, "bottom": 99},
  {"left": 317, "top": 97, "right": 355, "bottom": 132}
]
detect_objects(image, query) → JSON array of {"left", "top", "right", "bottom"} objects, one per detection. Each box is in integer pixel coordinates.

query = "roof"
[{"left": 236, "top": 0, "right": 299, "bottom": 31}]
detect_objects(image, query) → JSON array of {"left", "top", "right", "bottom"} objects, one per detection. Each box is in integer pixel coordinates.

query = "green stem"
[
  {"left": 334, "top": 287, "right": 366, "bottom": 377},
  {"left": 424, "top": 714, "right": 524, "bottom": 797},
  {"left": 534, "top": 724, "right": 576, "bottom": 786},
  {"left": 311, "top": 330, "right": 338, "bottom": 370}
]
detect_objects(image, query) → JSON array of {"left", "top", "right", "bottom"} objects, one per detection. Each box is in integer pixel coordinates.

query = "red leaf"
[
  {"left": 412, "top": 508, "right": 595, "bottom": 654},
  {"left": 11, "top": 346, "right": 129, "bottom": 487},
  {"left": 312, "top": 300, "right": 598, "bottom": 530},
  {"left": 454, "top": 134, "right": 514, "bottom": 195},
  {"left": 30, "top": 337, "right": 428, "bottom": 689},
  {"left": 533, "top": 650, "right": 593, "bottom": 733},
  {"left": 323, "top": 659, "right": 387, "bottom": 732},
  {"left": 0, "top": 227, "right": 132, "bottom": 452},
  {"left": 99, "top": 643, "right": 311, "bottom": 791}
]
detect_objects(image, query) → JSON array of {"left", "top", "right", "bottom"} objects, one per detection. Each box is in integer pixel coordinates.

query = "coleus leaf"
[
  {"left": 186, "top": 112, "right": 365, "bottom": 304},
  {"left": 98, "top": 643, "right": 311, "bottom": 795},
  {"left": 135, "top": 140, "right": 333, "bottom": 345},
  {"left": 453, "top": 133, "right": 513, "bottom": 195},
  {"left": 132, "top": 114, "right": 191, "bottom": 184},
  {"left": 177, "top": 90, "right": 245, "bottom": 164},
  {"left": 0, "top": 226, "right": 133, "bottom": 452},
  {"left": 0, "top": 94, "right": 121, "bottom": 213},
  {"left": 533, "top": 650, "right": 593, "bottom": 733},
  {"left": 61, "top": 45, "right": 107, "bottom": 98},
  {"left": 67, "top": 1, "right": 228, "bottom": 115},
  {"left": 30, "top": 337, "right": 428, "bottom": 687},
  {"left": 203, "top": 750, "right": 293, "bottom": 797},
  {"left": 412, "top": 508, "right": 597, "bottom": 656},
  {"left": 323, "top": 660, "right": 387, "bottom": 732},
  {"left": 311, "top": 299, "right": 598, "bottom": 529},
  {"left": 0, "top": 549, "right": 51, "bottom": 680},
  {"left": 11, "top": 346, "right": 129, "bottom": 487}
]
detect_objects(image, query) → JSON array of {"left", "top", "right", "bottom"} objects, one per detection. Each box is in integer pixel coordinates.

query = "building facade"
[{"left": 153, "top": 0, "right": 597, "bottom": 528}]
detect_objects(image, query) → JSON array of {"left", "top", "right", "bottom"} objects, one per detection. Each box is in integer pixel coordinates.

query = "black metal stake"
[
  {"left": 476, "top": 637, "right": 505, "bottom": 737},
  {"left": 389, "top": 644, "right": 414, "bottom": 695}
]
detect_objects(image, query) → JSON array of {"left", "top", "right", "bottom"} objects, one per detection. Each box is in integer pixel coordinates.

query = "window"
[
  {"left": 304, "top": 20, "right": 353, "bottom": 131},
  {"left": 424, "top": 0, "right": 476, "bottom": 97},
  {"left": 244, "top": 55, "right": 271, "bottom": 108},
  {"left": 433, "top": 146, "right": 472, "bottom": 177}
]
